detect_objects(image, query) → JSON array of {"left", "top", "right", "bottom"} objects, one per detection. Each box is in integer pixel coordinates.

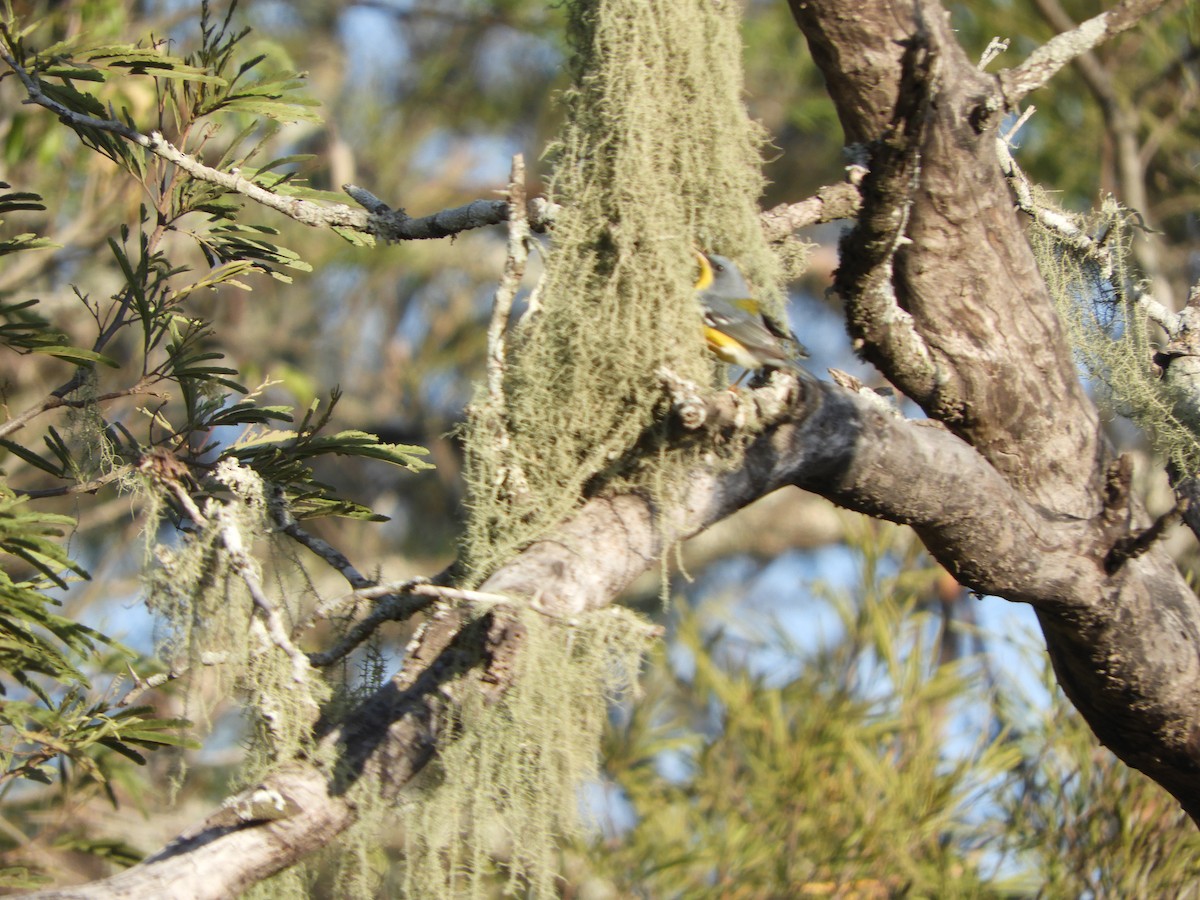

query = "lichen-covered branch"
[
  {"left": 306, "top": 581, "right": 512, "bottom": 668},
  {"left": 486, "top": 155, "right": 530, "bottom": 406},
  {"left": 39, "top": 321, "right": 1200, "bottom": 893},
  {"left": 222, "top": 518, "right": 314, "bottom": 690},
  {"left": 18, "top": 377, "right": 1050, "bottom": 898},
  {"left": 277, "top": 518, "right": 372, "bottom": 591},
  {"left": 0, "top": 379, "right": 164, "bottom": 442}
]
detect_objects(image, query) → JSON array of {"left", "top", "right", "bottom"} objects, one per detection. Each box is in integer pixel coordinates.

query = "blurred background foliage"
[{"left": 0, "top": 0, "right": 1197, "bottom": 894}]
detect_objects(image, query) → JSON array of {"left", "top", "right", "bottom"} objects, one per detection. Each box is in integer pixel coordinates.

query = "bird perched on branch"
[{"left": 694, "top": 251, "right": 807, "bottom": 373}]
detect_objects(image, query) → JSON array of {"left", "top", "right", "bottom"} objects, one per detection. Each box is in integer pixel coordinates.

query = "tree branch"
[
  {"left": 1026, "top": 0, "right": 1174, "bottom": 303},
  {"left": 832, "top": 30, "right": 942, "bottom": 406},
  {"left": 787, "top": 0, "right": 1200, "bottom": 835},
  {"left": 0, "top": 380, "right": 164, "bottom": 442},
  {"left": 999, "top": 0, "right": 1174, "bottom": 102},
  {"left": 761, "top": 182, "right": 863, "bottom": 240},
  {"left": 277, "top": 518, "right": 372, "bottom": 591},
  {"left": 7, "top": 379, "right": 953, "bottom": 896},
  {"left": 306, "top": 581, "right": 511, "bottom": 668},
  {"left": 43, "top": 355, "right": 1200, "bottom": 895},
  {"left": 0, "top": 45, "right": 557, "bottom": 243}
]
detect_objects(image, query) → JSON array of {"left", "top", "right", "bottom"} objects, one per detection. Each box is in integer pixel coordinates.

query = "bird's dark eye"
[{"left": 714, "top": 262, "right": 725, "bottom": 273}]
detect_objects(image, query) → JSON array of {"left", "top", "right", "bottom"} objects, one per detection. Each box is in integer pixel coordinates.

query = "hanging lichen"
[
  {"left": 1030, "top": 196, "right": 1200, "bottom": 474},
  {"left": 398, "top": 0, "right": 804, "bottom": 895},
  {"left": 144, "top": 457, "right": 328, "bottom": 774},
  {"left": 400, "top": 605, "right": 652, "bottom": 898},
  {"left": 459, "top": 0, "right": 790, "bottom": 585},
  {"left": 62, "top": 369, "right": 115, "bottom": 482}
]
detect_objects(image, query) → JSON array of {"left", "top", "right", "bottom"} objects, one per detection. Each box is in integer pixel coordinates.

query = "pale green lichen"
[
  {"left": 459, "top": 0, "right": 796, "bottom": 586},
  {"left": 401, "top": 605, "right": 653, "bottom": 899},
  {"left": 1030, "top": 196, "right": 1200, "bottom": 473}
]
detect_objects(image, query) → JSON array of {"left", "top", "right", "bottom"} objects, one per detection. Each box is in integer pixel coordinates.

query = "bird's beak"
[{"left": 693, "top": 249, "right": 714, "bottom": 292}]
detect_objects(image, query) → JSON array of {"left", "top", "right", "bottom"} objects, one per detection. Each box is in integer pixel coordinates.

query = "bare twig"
[
  {"left": 977, "top": 36, "right": 1010, "bottom": 70},
  {"left": 1105, "top": 495, "right": 1188, "bottom": 573},
  {"left": 220, "top": 515, "right": 313, "bottom": 690},
  {"left": 487, "top": 155, "right": 530, "bottom": 405},
  {"left": 19, "top": 468, "right": 128, "bottom": 499},
  {"left": 342, "top": 189, "right": 557, "bottom": 241},
  {"left": 0, "top": 380, "right": 163, "bottom": 441},
  {"left": 307, "top": 581, "right": 512, "bottom": 667},
  {"left": 116, "top": 653, "right": 229, "bottom": 707},
  {"left": 118, "top": 668, "right": 181, "bottom": 708},
  {"left": 999, "top": 0, "right": 1172, "bottom": 101},
  {"left": 278, "top": 520, "right": 371, "bottom": 590},
  {"left": 996, "top": 132, "right": 1096, "bottom": 256},
  {"left": 299, "top": 576, "right": 426, "bottom": 634},
  {"left": 1005, "top": 104, "right": 1037, "bottom": 141},
  {"left": 169, "top": 480, "right": 208, "bottom": 528}
]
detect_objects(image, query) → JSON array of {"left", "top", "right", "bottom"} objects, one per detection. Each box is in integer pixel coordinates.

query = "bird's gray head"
[{"left": 704, "top": 253, "right": 753, "bottom": 301}]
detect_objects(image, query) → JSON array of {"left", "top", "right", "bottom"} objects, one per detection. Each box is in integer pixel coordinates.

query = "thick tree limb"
[
  {"left": 789, "top": 0, "right": 1200, "bottom": 828},
  {"left": 37, "top": 348, "right": 1200, "bottom": 894},
  {"left": 24, "top": 765, "right": 356, "bottom": 900},
  {"left": 793, "top": 0, "right": 1106, "bottom": 510}
]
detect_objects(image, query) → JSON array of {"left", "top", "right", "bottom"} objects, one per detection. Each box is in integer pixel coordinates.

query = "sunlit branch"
[
  {"left": 833, "top": 34, "right": 940, "bottom": 402},
  {"left": 277, "top": 518, "right": 371, "bottom": 591},
  {"left": 0, "top": 380, "right": 164, "bottom": 441},
  {"left": 0, "top": 45, "right": 557, "bottom": 243},
  {"left": 221, "top": 517, "right": 315, "bottom": 692},
  {"left": 486, "top": 154, "right": 530, "bottom": 407},
  {"left": 995, "top": 116, "right": 1176, "bottom": 333},
  {"left": 761, "top": 182, "right": 862, "bottom": 240},
  {"left": 999, "top": 0, "right": 1172, "bottom": 101}
]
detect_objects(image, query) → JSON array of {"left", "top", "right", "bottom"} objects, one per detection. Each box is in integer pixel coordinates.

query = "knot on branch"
[
  {"left": 205, "top": 785, "right": 302, "bottom": 830},
  {"left": 659, "top": 367, "right": 809, "bottom": 439},
  {"left": 828, "top": 369, "right": 901, "bottom": 417},
  {"left": 1153, "top": 298, "right": 1200, "bottom": 372},
  {"left": 1100, "top": 453, "right": 1134, "bottom": 531}
]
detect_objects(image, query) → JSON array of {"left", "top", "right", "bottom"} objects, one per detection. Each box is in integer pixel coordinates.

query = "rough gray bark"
[
  {"left": 789, "top": 0, "right": 1200, "bottom": 821},
  {"left": 21, "top": 379, "right": 916, "bottom": 897},
  {"left": 31, "top": 0, "right": 1200, "bottom": 895},
  {"left": 30, "top": 370, "right": 1088, "bottom": 898}
]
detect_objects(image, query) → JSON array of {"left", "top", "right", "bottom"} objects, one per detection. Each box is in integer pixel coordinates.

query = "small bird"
[{"left": 694, "top": 251, "right": 806, "bottom": 372}]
